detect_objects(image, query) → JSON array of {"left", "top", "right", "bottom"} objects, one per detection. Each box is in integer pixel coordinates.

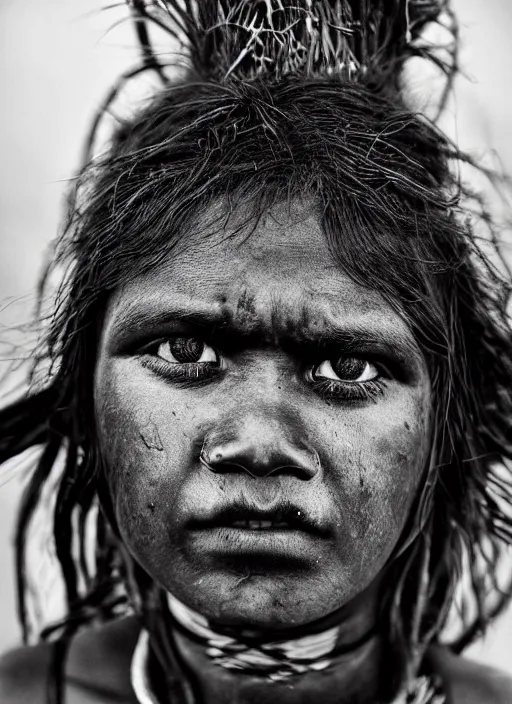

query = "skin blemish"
[
  {"left": 404, "top": 421, "right": 410, "bottom": 431},
  {"left": 139, "top": 420, "right": 164, "bottom": 452},
  {"left": 358, "top": 475, "right": 372, "bottom": 505},
  {"left": 233, "top": 573, "right": 251, "bottom": 587}
]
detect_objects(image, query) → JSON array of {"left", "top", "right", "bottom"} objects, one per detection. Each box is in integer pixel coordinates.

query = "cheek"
[
  {"left": 317, "top": 388, "right": 430, "bottom": 570},
  {"left": 94, "top": 364, "right": 199, "bottom": 557}
]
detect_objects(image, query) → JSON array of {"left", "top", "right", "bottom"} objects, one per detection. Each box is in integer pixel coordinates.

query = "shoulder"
[
  {"left": 0, "top": 616, "right": 141, "bottom": 704},
  {"left": 0, "top": 640, "right": 53, "bottom": 703},
  {"left": 428, "top": 645, "right": 512, "bottom": 704}
]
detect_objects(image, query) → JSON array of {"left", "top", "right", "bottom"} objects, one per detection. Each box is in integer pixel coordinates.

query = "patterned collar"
[{"left": 130, "top": 629, "right": 446, "bottom": 704}]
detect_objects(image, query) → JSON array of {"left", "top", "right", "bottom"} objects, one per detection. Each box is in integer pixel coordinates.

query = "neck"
[
  {"left": 173, "top": 631, "right": 383, "bottom": 704},
  {"left": 165, "top": 590, "right": 387, "bottom": 704}
]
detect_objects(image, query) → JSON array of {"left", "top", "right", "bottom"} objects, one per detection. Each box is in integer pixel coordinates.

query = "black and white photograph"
[{"left": 0, "top": 1, "right": 512, "bottom": 702}]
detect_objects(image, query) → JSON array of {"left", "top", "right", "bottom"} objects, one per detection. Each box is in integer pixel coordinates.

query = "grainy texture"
[{"left": 1, "top": 0, "right": 512, "bottom": 700}]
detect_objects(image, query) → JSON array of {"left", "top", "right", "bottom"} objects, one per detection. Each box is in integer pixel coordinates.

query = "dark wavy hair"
[{"left": 1, "top": 1, "right": 512, "bottom": 702}]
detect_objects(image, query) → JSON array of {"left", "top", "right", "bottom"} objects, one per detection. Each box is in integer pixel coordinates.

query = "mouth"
[
  {"left": 188, "top": 504, "right": 327, "bottom": 536},
  {"left": 230, "top": 518, "right": 291, "bottom": 530},
  {"left": 183, "top": 503, "right": 331, "bottom": 569}
]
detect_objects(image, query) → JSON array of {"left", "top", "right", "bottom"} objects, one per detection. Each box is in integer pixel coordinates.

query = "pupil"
[
  {"left": 332, "top": 357, "right": 366, "bottom": 380},
  {"left": 169, "top": 337, "right": 204, "bottom": 363}
]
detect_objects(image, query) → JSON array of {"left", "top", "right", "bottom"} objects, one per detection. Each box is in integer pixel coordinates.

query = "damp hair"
[{"left": 1, "top": 1, "right": 512, "bottom": 703}]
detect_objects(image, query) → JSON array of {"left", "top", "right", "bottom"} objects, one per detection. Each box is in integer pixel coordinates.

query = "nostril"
[{"left": 199, "top": 438, "right": 321, "bottom": 480}]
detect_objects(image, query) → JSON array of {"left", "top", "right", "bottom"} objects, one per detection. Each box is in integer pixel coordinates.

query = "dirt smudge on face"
[
  {"left": 358, "top": 470, "right": 373, "bottom": 505},
  {"left": 139, "top": 419, "right": 164, "bottom": 452}
]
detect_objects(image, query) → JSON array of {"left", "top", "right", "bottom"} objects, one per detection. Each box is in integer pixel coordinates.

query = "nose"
[{"left": 199, "top": 413, "right": 321, "bottom": 480}]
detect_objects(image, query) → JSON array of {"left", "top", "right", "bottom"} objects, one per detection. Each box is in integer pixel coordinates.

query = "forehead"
[
  {"left": 167, "top": 200, "right": 374, "bottom": 301},
  {"left": 105, "top": 199, "right": 415, "bottom": 346}
]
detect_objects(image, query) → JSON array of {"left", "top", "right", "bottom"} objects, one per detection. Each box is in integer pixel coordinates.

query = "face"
[{"left": 94, "top": 199, "right": 431, "bottom": 629}]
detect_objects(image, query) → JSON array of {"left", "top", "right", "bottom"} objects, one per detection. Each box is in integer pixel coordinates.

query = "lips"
[
  {"left": 187, "top": 502, "right": 329, "bottom": 536},
  {"left": 181, "top": 501, "right": 331, "bottom": 568}
]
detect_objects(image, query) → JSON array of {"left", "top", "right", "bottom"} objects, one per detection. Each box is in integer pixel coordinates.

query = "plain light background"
[{"left": 0, "top": 0, "right": 511, "bottom": 673}]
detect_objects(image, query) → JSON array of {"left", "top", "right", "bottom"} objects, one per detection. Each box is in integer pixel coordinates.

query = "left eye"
[
  {"left": 156, "top": 338, "right": 218, "bottom": 364},
  {"left": 313, "top": 357, "right": 378, "bottom": 382}
]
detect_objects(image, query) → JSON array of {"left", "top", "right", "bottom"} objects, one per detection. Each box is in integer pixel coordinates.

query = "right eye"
[
  {"left": 155, "top": 338, "right": 219, "bottom": 365},
  {"left": 139, "top": 336, "right": 222, "bottom": 383}
]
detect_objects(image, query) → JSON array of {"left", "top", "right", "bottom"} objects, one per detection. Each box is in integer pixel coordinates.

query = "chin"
[{"left": 174, "top": 568, "right": 349, "bottom": 630}]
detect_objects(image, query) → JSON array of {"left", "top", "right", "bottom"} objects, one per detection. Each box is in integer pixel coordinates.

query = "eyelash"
[
  {"left": 309, "top": 377, "right": 387, "bottom": 403},
  {"left": 139, "top": 356, "right": 220, "bottom": 383},
  {"left": 138, "top": 340, "right": 389, "bottom": 402}
]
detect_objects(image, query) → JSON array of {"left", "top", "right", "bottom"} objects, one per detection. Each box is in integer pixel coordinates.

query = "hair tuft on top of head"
[{"left": 129, "top": 0, "right": 457, "bottom": 87}]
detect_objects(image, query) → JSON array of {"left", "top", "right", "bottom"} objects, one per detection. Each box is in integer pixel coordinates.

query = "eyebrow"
[
  {"left": 105, "top": 296, "right": 423, "bottom": 367},
  {"left": 106, "top": 302, "right": 229, "bottom": 347}
]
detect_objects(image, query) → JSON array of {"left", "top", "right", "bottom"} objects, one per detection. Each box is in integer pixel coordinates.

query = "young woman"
[{"left": 1, "top": 1, "right": 512, "bottom": 702}]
